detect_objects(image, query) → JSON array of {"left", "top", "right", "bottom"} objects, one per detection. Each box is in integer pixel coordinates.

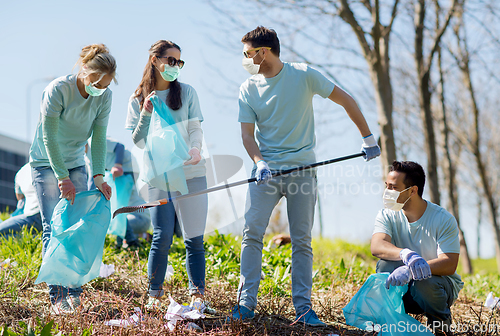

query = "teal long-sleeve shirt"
[{"left": 29, "top": 74, "right": 111, "bottom": 179}]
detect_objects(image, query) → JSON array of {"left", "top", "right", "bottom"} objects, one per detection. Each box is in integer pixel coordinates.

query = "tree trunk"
[
  {"left": 418, "top": 73, "right": 441, "bottom": 204},
  {"left": 415, "top": 0, "right": 441, "bottom": 205},
  {"left": 474, "top": 147, "right": 500, "bottom": 271},
  {"left": 462, "top": 60, "right": 500, "bottom": 272},
  {"left": 369, "top": 37, "right": 397, "bottom": 173},
  {"left": 339, "top": 0, "right": 398, "bottom": 175},
  {"left": 477, "top": 198, "right": 482, "bottom": 259},
  {"left": 437, "top": 46, "right": 472, "bottom": 274}
]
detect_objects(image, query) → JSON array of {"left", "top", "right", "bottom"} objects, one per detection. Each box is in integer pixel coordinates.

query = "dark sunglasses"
[{"left": 158, "top": 56, "right": 185, "bottom": 69}]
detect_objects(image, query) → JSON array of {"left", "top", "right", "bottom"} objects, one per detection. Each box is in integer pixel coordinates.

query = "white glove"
[
  {"left": 385, "top": 265, "right": 412, "bottom": 289},
  {"left": 400, "top": 248, "right": 432, "bottom": 280},
  {"left": 361, "top": 134, "right": 381, "bottom": 161},
  {"left": 255, "top": 160, "right": 272, "bottom": 185}
]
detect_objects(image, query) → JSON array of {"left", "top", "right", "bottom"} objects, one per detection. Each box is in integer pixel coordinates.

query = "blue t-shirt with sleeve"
[
  {"left": 125, "top": 82, "right": 206, "bottom": 180},
  {"left": 29, "top": 74, "right": 112, "bottom": 170},
  {"left": 105, "top": 138, "right": 133, "bottom": 173},
  {"left": 373, "top": 201, "right": 464, "bottom": 301},
  {"left": 238, "top": 62, "right": 335, "bottom": 170}
]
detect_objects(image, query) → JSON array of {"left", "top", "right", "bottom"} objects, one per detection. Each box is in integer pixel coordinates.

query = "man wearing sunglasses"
[{"left": 230, "top": 26, "right": 381, "bottom": 326}]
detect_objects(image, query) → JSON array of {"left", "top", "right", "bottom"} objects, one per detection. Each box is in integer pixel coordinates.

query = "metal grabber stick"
[{"left": 112, "top": 152, "right": 365, "bottom": 218}]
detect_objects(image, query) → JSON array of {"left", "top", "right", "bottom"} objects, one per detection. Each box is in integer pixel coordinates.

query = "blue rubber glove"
[
  {"left": 361, "top": 134, "right": 381, "bottom": 161},
  {"left": 400, "top": 248, "right": 432, "bottom": 281},
  {"left": 385, "top": 265, "right": 411, "bottom": 289},
  {"left": 255, "top": 160, "right": 272, "bottom": 185}
]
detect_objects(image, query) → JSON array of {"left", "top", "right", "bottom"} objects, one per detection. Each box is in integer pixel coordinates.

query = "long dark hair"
[{"left": 134, "top": 40, "right": 182, "bottom": 110}]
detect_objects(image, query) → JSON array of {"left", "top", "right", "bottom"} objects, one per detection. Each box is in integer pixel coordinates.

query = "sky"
[{"left": 0, "top": 0, "right": 494, "bottom": 258}]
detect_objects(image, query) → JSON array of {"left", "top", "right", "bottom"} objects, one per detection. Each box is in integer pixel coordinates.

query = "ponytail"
[{"left": 76, "top": 43, "right": 117, "bottom": 83}]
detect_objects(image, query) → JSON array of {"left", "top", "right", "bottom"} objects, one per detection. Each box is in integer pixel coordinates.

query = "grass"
[
  {"left": 457, "top": 258, "right": 497, "bottom": 274},
  {"left": 0, "top": 216, "right": 499, "bottom": 335}
]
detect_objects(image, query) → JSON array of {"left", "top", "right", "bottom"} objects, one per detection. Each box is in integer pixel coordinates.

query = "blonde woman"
[
  {"left": 126, "top": 40, "right": 208, "bottom": 311},
  {"left": 30, "top": 44, "right": 116, "bottom": 314}
]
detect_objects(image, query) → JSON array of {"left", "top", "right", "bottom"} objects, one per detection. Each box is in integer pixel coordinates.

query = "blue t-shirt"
[
  {"left": 238, "top": 62, "right": 335, "bottom": 170},
  {"left": 105, "top": 138, "right": 133, "bottom": 173},
  {"left": 30, "top": 74, "right": 112, "bottom": 170},
  {"left": 373, "top": 201, "right": 464, "bottom": 301}
]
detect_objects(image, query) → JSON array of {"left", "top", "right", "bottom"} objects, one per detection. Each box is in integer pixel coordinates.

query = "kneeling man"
[{"left": 371, "top": 161, "right": 463, "bottom": 334}]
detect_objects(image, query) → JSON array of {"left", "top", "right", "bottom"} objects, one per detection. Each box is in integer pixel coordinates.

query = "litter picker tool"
[{"left": 112, "top": 152, "right": 365, "bottom": 218}]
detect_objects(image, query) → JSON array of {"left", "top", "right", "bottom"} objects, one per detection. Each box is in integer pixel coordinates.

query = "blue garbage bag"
[
  {"left": 35, "top": 190, "right": 111, "bottom": 288},
  {"left": 104, "top": 172, "right": 134, "bottom": 238},
  {"left": 10, "top": 198, "right": 25, "bottom": 217},
  {"left": 140, "top": 95, "right": 190, "bottom": 195},
  {"left": 343, "top": 273, "right": 434, "bottom": 335}
]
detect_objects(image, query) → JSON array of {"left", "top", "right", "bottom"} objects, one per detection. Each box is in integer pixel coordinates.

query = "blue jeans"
[
  {"left": 32, "top": 165, "right": 88, "bottom": 303},
  {"left": 376, "top": 259, "right": 455, "bottom": 325},
  {"left": 238, "top": 169, "right": 317, "bottom": 315},
  {"left": 147, "top": 176, "right": 208, "bottom": 297},
  {"left": 0, "top": 213, "right": 42, "bottom": 236}
]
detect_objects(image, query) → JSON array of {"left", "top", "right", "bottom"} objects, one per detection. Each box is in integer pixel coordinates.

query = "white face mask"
[
  {"left": 242, "top": 51, "right": 265, "bottom": 75},
  {"left": 83, "top": 72, "right": 107, "bottom": 96},
  {"left": 383, "top": 186, "right": 413, "bottom": 211}
]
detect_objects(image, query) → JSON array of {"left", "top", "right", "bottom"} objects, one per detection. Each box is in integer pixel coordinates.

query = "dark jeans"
[
  {"left": 0, "top": 213, "right": 42, "bottom": 236},
  {"left": 376, "top": 259, "right": 454, "bottom": 326}
]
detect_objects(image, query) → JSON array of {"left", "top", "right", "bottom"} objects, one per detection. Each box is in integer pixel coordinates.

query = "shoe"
[
  {"left": 190, "top": 297, "right": 206, "bottom": 313},
  {"left": 295, "top": 309, "right": 326, "bottom": 327},
  {"left": 125, "top": 240, "right": 141, "bottom": 250},
  {"left": 50, "top": 298, "right": 74, "bottom": 315},
  {"left": 226, "top": 304, "right": 254, "bottom": 323},
  {"left": 204, "top": 303, "right": 218, "bottom": 315},
  {"left": 145, "top": 297, "right": 162, "bottom": 311},
  {"left": 67, "top": 295, "right": 81, "bottom": 310},
  {"left": 189, "top": 297, "right": 217, "bottom": 315}
]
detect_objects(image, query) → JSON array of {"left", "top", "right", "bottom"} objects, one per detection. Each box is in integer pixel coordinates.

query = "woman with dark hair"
[{"left": 125, "top": 40, "right": 208, "bottom": 310}]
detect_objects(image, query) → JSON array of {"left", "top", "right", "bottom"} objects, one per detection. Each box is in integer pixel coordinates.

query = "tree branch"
[
  {"left": 384, "top": 0, "right": 400, "bottom": 36},
  {"left": 339, "top": 0, "right": 373, "bottom": 62},
  {"left": 424, "top": 0, "right": 462, "bottom": 74},
  {"left": 362, "top": 0, "right": 373, "bottom": 13}
]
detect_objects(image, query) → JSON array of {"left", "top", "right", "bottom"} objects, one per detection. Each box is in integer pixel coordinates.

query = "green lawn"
[{"left": 0, "top": 213, "right": 499, "bottom": 335}]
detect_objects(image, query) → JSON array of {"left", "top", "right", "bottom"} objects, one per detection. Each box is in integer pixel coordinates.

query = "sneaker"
[
  {"left": 204, "top": 303, "right": 218, "bottom": 315},
  {"left": 189, "top": 297, "right": 217, "bottom": 315},
  {"left": 67, "top": 295, "right": 81, "bottom": 310},
  {"left": 190, "top": 297, "right": 206, "bottom": 313},
  {"left": 295, "top": 309, "right": 326, "bottom": 327},
  {"left": 125, "top": 240, "right": 141, "bottom": 250},
  {"left": 145, "top": 297, "right": 162, "bottom": 311},
  {"left": 226, "top": 304, "right": 254, "bottom": 323},
  {"left": 50, "top": 298, "right": 74, "bottom": 315}
]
